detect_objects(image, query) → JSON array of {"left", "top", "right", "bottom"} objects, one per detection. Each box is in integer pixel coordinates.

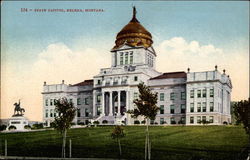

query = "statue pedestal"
[{"left": 8, "top": 115, "right": 29, "bottom": 131}]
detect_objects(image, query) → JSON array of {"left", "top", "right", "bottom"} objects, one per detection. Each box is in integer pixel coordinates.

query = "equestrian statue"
[{"left": 13, "top": 99, "right": 25, "bottom": 116}]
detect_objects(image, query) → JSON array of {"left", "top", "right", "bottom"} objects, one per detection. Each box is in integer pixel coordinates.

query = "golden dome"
[{"left": 112, "top": 7, "right": 153, "bottom": 50}]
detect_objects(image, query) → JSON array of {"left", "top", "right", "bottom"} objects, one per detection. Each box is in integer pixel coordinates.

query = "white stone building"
[{"left": 42, "top": 7, "right": 232, "bottom": 126}]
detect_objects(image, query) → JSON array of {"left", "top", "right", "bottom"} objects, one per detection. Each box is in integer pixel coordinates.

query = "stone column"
[
  {"left": 109, "top": 91, "right": 113, "bottom": 116},
  {"left": 102, "top": 92, "right": 105, "bottom": 116},
  {"left": 126, "top": 90, "right": 129, "bottom": 111},
  {"left": 117, "top": 91, "right": 121, "bottom": 116},
  {"left": 93, "top": 90, "right": 96, "bottom": 117}
]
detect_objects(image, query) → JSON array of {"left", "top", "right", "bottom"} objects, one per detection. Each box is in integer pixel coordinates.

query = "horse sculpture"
[{"left": 13, "top": 100, "right": 25, "bottom": 116}]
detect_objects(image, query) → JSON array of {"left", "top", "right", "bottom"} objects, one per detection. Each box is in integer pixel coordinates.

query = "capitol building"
[{"left": 42, "top": 7, "right": 232, "bottom": 126}]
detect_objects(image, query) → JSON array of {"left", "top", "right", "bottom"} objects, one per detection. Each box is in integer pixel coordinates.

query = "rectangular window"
[
  {"left": 50, "top": 99, "right": 53, "bottom": 106},
  {"left": 45, "top": 109, "right": 48, "bottom": 118},
  {"left": 202, "top": 102, "right": 206, "bottom": 112},
  {"left": 45, "top": 99, "right": 48, "bottom": 106},
  {"left": 120, "top": 52, "right": 123, "bottom": 65},
  {"left": 197, "top": 90, "right": 201, "bottom": 98},
  {"left": 54, "top": 112, "right": 56, "bottom": 117},
  {"left": 160, "top": 105, "right": 164, "bottom": 114},
  {"left": 77, "top": 108, "right": 81, "bottom": 117},
  {"left": 209, "top": 116, "right": 214, "bottom": 123},
  {"left": 181, "top": 117, "right": 185, "bottom": 124},
  {"left": 190, "top": 117, "right": 194, "bottom": 124},
  {"left": 160, "top": 118, "right": 164, "bottom": 124},
  {"left": 202, "top": 116, "right": 206, "bottom": 122},
  {"left": 170, "top": 92, "right": 175, "bottom": 100},
  {"left": 97, "top": 106, "right": 101, "bottom": 116},
  {"left": 210, "top": 102, "right": 214, "bottom": 112},
  {"left": 69, "top": 99, "right": 73, "bottom": 104},
  {"left": 77, "top": 98, "right": 81, "bottom": 105},
  {"left": 181, "top": 92, "right": 186, "bottom": 100},
  {"left": 134, "top": 76, "right": 138, "bottom": 81},
  {"left": 170, "top": 105, "right": 175, "bottom": 114},
  {"left": 85, "top": 108, "right": 89, "bottom": 117},
  {"left": 160, "top": 93, "right": 164, "bottom": 101},
  {"left": 134, "top": 92, "right": 138, "bottom": 100},
  {"left": 125, "top": 52, "right": 128, "bottom": 64},
  {"left": 202, "top": 89, "right": 206, "bottom": 97},
  {"left": 50, "top": 109, "right": 53, "bottom": 117},
  {"left": 97, "top": 95, "right": 101, "bottom": 103},
  {"left": 85, "top": 98, "right": 89, "bottom": 105},
  {"left": 190, "top": 90, "right": 194, "bottom": 98},
  {"left": 170, "top": 117, "right": 176, "bottom": 124},
  {"left": 190, "top": 103, "right": 194, "bottom": 112},
  {"left": 97, "top": 80, "right": 101, "bottom": 85},
  {"left": 129, "top": 52, "right": 133, "bottom": 64},
  {"left": 197, "top": 103, "right": 201, "bottom": 112},
  {"left": 181, "top": 104, "right": 186, "bottom": 113},
  {"left": 197, "top": 116, "right": 201, "bottom": 124},
  {"left": 210, "top": 89, "right": 214, "bottom": 97}
]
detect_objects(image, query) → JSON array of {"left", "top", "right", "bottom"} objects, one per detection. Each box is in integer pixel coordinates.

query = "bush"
[
  {"left": 93, "top": 121, "right": 99, "bottom": 125},
  {"left": 223, "top": 121, "right": 228, "bottom": 125},
  {"left": 134, "top": 120, "right": 140, "bottom": 124},
  {"left": 70, "top": 122, "right": 76, "bottom": 126},
  {"left": 171, "top": 121, "right": 176, "bottom": 124},
  {"left": 154, "top": 122, "right": 158, "bottom": 125},
  {"left": 8, "top": 125, "right": 16, "bottom": 130},
  {"left": 78, "top": 122, "right": 85, "bottom": 126},
  {"left": 32, "top": 123, "right": 43, "bottom": 129},
  {"left": 178, "top": 120, "right": 185, "bottom": 124},
  {"left": 24, "top": 125, "right": 31, "bottom": 129},
  {"left": 102, "top": 120, "right": 108, "bottom": 124},
  {"left": 201, "top": 120, "right": 210, "bottom": 125},
  {"left": 0, "top": 125, "right": 7, "bottom": 131},
  {"left": 141, "top": 120, "right": 146, "bottom": 124},
  {"left": 50, "top": 122, "right": 56, "bottom": 128}
]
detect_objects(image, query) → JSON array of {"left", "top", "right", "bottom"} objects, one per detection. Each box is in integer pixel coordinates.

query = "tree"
[
  {"left": 54, "top": 98, "right": 76, "bottom": 158},
  {"left": 127, "top": 82, "right": 159, "bottom": 160},
  {"left": 233, "top": 99, "right": 250, "bottom": 159},
  {"left": 111, "top": 125, "right": 125, "bottom": 156}
]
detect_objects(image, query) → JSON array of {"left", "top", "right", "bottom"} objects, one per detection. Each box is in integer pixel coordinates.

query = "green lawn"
[{"left": 0, "top": 125, "right": 248, "bottom": 160}]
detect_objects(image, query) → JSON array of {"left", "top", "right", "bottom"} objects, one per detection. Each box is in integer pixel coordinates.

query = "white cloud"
[
  {"left": 1, "top": 43, "right": 110, "bottom": 121},
  {"left": 155, "top": 37, "right": 249, "bottom": 101}
]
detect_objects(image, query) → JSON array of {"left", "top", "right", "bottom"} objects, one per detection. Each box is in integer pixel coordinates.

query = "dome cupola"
[{"left": 112, "top": 7, "right": 153, "bottom": 50}]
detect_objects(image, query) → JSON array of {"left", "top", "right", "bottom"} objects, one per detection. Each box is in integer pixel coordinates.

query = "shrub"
[
  {"left": 70, "top": 122, "right": 76, "bottom": 126},
  {"left": 201, "top": 120, "right": 210, "bottom": 125},
  {"left": 8, "top": 125, "right": 16, "bottom": 130},
  {"left": 24, "top": 125, "right": 31, "bottom": 129},
  {"left": 78, "top": 122, "right": 85, "bottom": 125},
  {"left": 134, "top": 120, "right": 140, "bottom": 124},
  {"left": 171, "top": 121, "right": 176, "bottom": 124},
  {"left": 223, "top": 121, "right": 228, "bottom": 125},
  {"left": 154, "top": 122, "right": 158, "bottom": 125},
  {"left": 93, "top": 121, "right": 99, "bottom": 125},
  {"left": 102, "top": 120, "right": 108, "bottom": 124},
  {"left": 50, "top": 122, "right": 56, "bottom": 128},
  {"left": 0, "top": 125, "right": 7, "bottom": 131},
  {"left": 141, "top": 120, "right": 146, "bottom": 124},
  {"left": 178, "top": 120, "right": 185, "bottom": 124},
  {"left": 32, "top": 123, "right": 43, "bottom": 129}
]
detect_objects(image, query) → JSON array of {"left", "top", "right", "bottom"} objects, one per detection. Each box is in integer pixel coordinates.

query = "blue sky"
[
  {"left": 1, "top": 1, "right": 249, "bottom": 120},
  {"left": 2, "top": 1, "right": 249, "bottom": 63}
]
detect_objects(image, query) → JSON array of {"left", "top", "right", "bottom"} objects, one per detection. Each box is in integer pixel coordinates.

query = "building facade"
[{"left": 42, "top": 7, "right": 232, "bottom": 126}]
